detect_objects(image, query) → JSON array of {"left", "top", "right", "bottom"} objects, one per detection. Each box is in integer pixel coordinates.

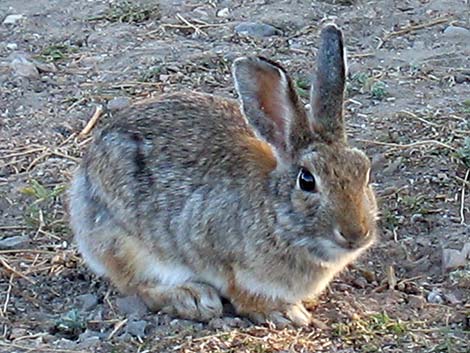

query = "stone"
[
  {"left": 235, "top": 22, "right": 281, "bottom": 38},
  {"left": 442, "top": 247, "right": 468, "bottom": 272},
  {"left": 10, "top": 56, "right": 39, "bottom": 79},
  {"left": 3, "top": 14, "right": 24, "bottom": 25},
  {"left": 116, "top": 295, "right": 148, "bottom": 317},
  {"left": 407, "top": 294, "right": 426, "bottom": 310},
  {"left": 107, "top": 96, "right": 131, "bottom": 111},
  {"left": 427, "top": 289, "right": 444, "bottom": 304},
  {"left": 76, "top": 293, "right": 98, "bottom": 311},
  {"left": 454, "top": 73, "right": 469, "bottom": 84},
  {"left": 6, "top": 43, "right": 18, "bottom": 50},
  {"left": 126, "top": 319, "right": 148, "bottom": 337},
  {"left": 443, "top": 292, "right": 461, "bottom": 305},
  {"left": 443, "top": 26, "right": 470, "bottom": 40},
  {"left": 0, "top": 235, "right": 30, "bottom": 250},
  {"left": 217, "top": 8, "right": 230, "bottom": 17}
]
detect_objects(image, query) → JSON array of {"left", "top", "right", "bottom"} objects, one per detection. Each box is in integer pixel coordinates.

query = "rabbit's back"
[{"left": 79, "top": 92, "right": 275, "bottom": 247}]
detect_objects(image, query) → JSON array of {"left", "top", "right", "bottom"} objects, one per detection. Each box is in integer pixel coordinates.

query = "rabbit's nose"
[{"left": 338, "top": 227, "right": 369, "bottom": 246}]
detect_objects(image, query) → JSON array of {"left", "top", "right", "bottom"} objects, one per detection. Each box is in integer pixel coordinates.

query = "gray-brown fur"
[{"left": 69, "top": 25, "right": 378, "bottom": 327}]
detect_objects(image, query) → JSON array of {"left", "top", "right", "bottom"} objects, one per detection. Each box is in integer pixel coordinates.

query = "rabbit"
[{"left": 69, "top": 24, "right": 378, "bottom": 327}]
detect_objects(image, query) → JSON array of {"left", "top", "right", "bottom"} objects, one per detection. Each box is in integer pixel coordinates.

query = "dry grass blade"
[
  {"left": 379, "top": 16, "right": 451, "bottom": 48},
  {"left": 0, "top": 255, "right": 36, "bottom": 284},
  {"left": 79, "top": 105, "right": 104, "bottom": 137},
  {"left": 107, "top": 318, "right": 128, "bottom": 340},
  {"left": 460, "top": 169, "right": 469, "bottom": 224},
  {"left": 356, "top": 139, "right": 457, "bottom": 151},
  {"left": 1, "top": 147, "right": 47, "bottom": 160}
]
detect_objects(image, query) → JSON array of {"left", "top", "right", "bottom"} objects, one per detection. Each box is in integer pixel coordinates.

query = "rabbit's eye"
[{"left": 298, "top": 168, "right": 316, "bottom": 192}]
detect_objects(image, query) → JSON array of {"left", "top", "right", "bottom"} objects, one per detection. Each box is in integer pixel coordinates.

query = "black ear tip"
[{"left": 321, "top": 24, "right": 342, "bottom": 36}]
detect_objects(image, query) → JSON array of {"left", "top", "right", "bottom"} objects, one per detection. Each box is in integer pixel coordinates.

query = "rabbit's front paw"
[
  {"left": 248, "top": 302, "right": 312, "bottom": 328},
  {"left": 138, "top": 281, "right": 223, "bottom": 322}
]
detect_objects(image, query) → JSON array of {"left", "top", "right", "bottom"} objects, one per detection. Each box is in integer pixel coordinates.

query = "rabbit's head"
[{"left": 232, "top": 25, "right": 377, "bottom": 266}]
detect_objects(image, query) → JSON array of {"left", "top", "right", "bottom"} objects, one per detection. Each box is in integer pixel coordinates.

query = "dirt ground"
[{"left": 0, "top": 0, "right": 469, "bottom": 352}]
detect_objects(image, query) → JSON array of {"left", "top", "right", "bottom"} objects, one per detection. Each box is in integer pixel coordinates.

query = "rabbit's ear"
[
  {"left": 310, "top": 25, "right": 347, "bottom": 143},
  {"left": 232, "top": 57, "right": 310, "bottom": 162}
]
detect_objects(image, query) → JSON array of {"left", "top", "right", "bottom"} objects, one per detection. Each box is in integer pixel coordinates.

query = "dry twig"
[
  {"left": 460, "top": 169, "right": 469, "bottom": 224},
  {"left": 79, "top": 105, "right": 104, "bottom": 137},
  {"left": 379, "top": 17, "right": 451, "bottom": 48},
  {"left": 356, "top": 139, "right": 456, "bottom": 151},
  {"left": 0, "top": 255, "right": 36, "bottom": 284}
]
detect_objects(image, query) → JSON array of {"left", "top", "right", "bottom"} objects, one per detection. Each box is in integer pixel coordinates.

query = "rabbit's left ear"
[{"left": 232, "top": 57, "right": 312, "bottom": 162}]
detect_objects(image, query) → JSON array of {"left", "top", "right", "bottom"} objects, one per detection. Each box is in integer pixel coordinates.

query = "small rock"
[
  {"left": 116, "top": 295, "right": 148, "bottom": 317},
  {"left": 126, "top": 319, "right": 148, "bottom": 337},
  {"left": 410, "top": 213, "right": 425, "bottom": 223},
  {"left": 9, "top": 327, "right": 28, "bottom": 339},
  {"left": 383, "top": 157, "right": 402, "bottom": 175},
  {"left": 34, "top": 61, "right": 57, "bottom": 73},
  {"left": 76, "top": 293, "right": 98, "bottom": 311},
  {"left": 10, "top": 56, "right": 39, "bottom": 79},
  {"left": 443, "top": 25, "right": 470, "bottom": 40},
  {"left": 443, "top": 292, "right": 461, "bottom": 305},
  {"left": 407, "top": 294, "right": 426, "bottom": 310},
  {"left": 442, "top": 247, "right": 468, "bottom": 272},
  {"left": 427, "top": 289, "right": 444, "bottom": 304},
  {"left": 78, "top": 330, "right": 103, "bottom": 349},
  {"left": 77, "top": 336, "right": 101, "bottom": 349},
  {"left": 6, "top": 43, "right": 18, "bottom": 50},
  {"left": 3, "top": 14, "right": 24, "bottom": 25},
  {"left": 107, "top": 96, "right": 131, "bottom": 111},
  {"left": 217, "top": 8, "right": 230, "bottom": 17},
  {"left": 235, "top": 22, "right": 281, "bottom": 38},
  {"left": 351, "top": 277, "right": 367, "bottom": 289},
  {"left": 0, "top": 235, "right": 30, "bottom": 250},
  {"left": 79, "top": 329, "right": 104, "bottom": 341},
  {"left": 192, "top": 7, "right": 209, "bottom": 18},
  {"left": 454, "top": 73, "right": 469, "bottom": 84}
]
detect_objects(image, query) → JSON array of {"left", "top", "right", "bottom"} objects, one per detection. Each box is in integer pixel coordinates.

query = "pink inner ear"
[{"left": 255, "top": 67, "right": 288, "bottom": 148}]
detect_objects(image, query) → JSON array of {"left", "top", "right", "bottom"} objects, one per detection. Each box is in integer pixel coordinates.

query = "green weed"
[
  {"left": 38, "top": 44, "right": 77, "bottom": 62},
  {"left": 348, "top": 72, "right": 388, "bottom": 100},
  {"left": 54, "top": 309, "right": 86, "bottom": 339},
  {"left": 20, "top": 180, "right": 65, "bottom": 229},
  {"left": 89, "top": 1, "right": 160, "bottom": 23},
  {"left": 455, "top": 137, "right": 470, "bottom": 168}
]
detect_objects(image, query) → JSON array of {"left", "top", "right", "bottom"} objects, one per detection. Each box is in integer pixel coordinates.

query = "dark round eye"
[{"left": 298, "top": 168, "right": 316, "bottom": 192}]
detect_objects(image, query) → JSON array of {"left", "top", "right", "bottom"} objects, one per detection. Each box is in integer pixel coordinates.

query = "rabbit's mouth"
[{"left": 332, "top": 227, "right": 376, "bottom": 251}]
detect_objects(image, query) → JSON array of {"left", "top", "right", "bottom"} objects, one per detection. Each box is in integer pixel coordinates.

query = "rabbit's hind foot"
[{"left": 138, "top": 281, "right": 223, "bottom": 322}]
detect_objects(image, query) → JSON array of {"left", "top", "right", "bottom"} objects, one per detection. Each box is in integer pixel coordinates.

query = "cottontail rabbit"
[{"left": 69, "top": 25, "right": 378, "bottom": 327}]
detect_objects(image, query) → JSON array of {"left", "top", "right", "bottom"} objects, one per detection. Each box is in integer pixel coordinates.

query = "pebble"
[
  {"left": 10, "top": 55, "right": 39, "bottom": 79},
  {"left": 407, "top": 294, "right": 426, "bottom": 310},
  {"left": 410, "top": 213, "right": 425, "bottom": 223},
  {"left": 116, "top": 295, "right": 148, "bottom": 317},
  {"left": 217, "top": 8, "right": 230, "bottom": 17},
  {"left": 235, "top": 22, "right": 281, "bottom": 38},
  {"left": 443, "top": 292, "right": 461, "bottom": 305},
  {"left": 6, "top": 43, "right": 18, "bottom": 50},
  {"left": 126, "top": 319, "right": 148, "bottom": 337},
  {"left": 76, "top": 293, "right": 98, "bottom": 311},
  {"left": 3, "top": 14, "right": 24, "bottom": 25},
  {"left": 107, "top": 96, "right": 131, "bottom": 111},
  {"left": 426, "top": 289, "right": 444, "bottom": 304},
  {"left": 443, "top": 25, "right": 470, "bottom": 40},
  {"left": 454, "top": 73, "right": 469, "bottom": 84},
  {"left": 78, "top": 330, "right": 103, "bottom": 349},
  {"left": 0, "top": 235, "right": 30, "bottom": 250},
  {"left": 442, "top": 247, "right": 468, "bottom": 271}
]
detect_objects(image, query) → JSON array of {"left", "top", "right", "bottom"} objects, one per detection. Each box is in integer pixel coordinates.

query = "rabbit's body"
[{"left": 70, "top": 26, "right": 378, "bottom": 326}]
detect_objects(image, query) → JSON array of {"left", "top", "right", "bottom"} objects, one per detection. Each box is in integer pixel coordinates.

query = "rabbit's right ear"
[
  {"left": 310, "top": 25, "right": 347, "bottom": 143},
  {"left": 232, "top": 57, "right": 311, "bottom": 164}
]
